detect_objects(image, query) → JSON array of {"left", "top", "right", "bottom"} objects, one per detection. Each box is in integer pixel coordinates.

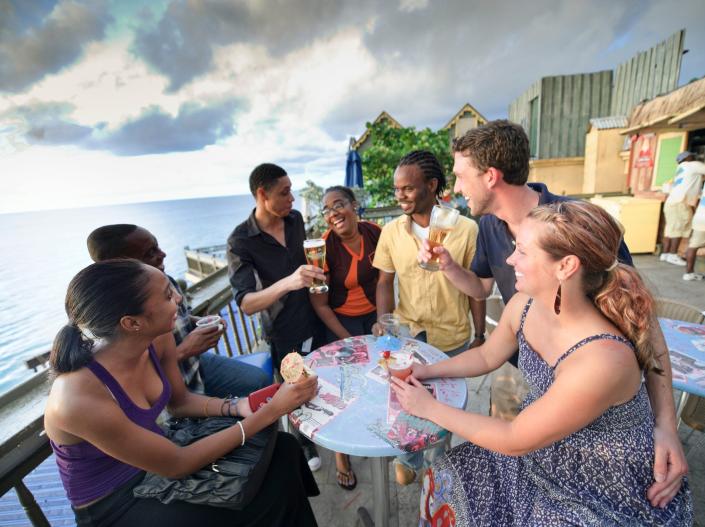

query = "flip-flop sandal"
[{"left": 336, "top": 468, "right": 357, "bottom": 491}]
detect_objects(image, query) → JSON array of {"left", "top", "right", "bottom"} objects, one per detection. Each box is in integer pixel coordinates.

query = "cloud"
[
  {"left": 319, "top": 0, "right": 705, "bottom": 134},
  {"left": 0, "top": 0, "right": 112, "bottom": 93},
  {"left": 398, "top": 0, "right": 429, "bottom": 13},
  {"left": 2, "top": 98, "right": 242, "bottom": 156},
  {"left": 0, "top": 101, "right": 92, "bottom": 148},
  {"left": 131, "top": 0, "right": 370, "bottom": 91},
  {"left": 131, "top": 0, "right": 686, "bottom": 134},
  {"left": 3, "top": 0, "right": 705, "bottom": 214},
  {"left": 92, "top": 99, "right": 242, "bottom": 155}
]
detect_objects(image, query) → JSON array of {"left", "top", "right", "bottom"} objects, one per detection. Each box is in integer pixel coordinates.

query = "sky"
[{"left": 1, "top": 0, "right": 704, "bottom": 214}]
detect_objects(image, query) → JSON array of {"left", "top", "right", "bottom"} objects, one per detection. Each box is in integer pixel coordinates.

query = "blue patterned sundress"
[{"left": 419, "top": 299, "right": 693, "bottom": 526}]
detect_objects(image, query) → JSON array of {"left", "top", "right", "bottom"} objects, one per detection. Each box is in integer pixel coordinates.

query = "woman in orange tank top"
[{"left": 310, "top": 186, "right": 382, "bottom": 491}]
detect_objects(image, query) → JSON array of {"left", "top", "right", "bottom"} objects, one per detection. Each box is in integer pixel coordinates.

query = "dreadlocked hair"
[
  {"left": 397, "top": 150, "right": 446, "bottom": 198},
  {"left": 528, "top": 201, "right": 662, "bottom": 375}
]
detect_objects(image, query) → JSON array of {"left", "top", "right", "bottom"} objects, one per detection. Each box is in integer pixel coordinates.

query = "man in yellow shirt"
[{"left": 372, "top": 149, "right": 485, "bottom": 484}]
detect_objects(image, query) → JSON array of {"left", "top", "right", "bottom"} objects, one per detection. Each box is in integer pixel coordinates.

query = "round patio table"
[{"left": 288, "top": 335, "right": 468, "bottom": 527}]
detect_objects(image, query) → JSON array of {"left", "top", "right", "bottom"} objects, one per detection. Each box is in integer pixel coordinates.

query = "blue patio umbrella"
[{"left": 345, "top": 149, "right": 363, "bottom": 188}]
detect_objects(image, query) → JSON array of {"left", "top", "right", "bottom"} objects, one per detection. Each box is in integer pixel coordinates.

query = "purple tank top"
[{"left": 50, "top": 345, "right": 172, "bottom": 506}]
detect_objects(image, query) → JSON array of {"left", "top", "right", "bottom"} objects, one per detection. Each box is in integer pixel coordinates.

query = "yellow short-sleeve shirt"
[{"left": 373, "top": 214, "right": 478, "bottom": 351}]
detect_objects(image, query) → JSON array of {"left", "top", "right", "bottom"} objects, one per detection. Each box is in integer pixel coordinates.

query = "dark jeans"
[
  {"left": 323, "top": 311, "right": 377, "bottom": 344},
  {"left": 199, "top": 352, "right": 270, "bottom": 398},
  {"left": 269, "top": 319, "right": 326, "bottom": 370}
]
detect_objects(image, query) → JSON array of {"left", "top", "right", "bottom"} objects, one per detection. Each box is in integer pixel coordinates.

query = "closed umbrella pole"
[{"left": 345, "top": 149, "right": 363, "bottom": 188}]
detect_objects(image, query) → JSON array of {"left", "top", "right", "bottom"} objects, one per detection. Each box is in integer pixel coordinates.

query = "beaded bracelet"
[{"left": 220, "top": 398, "right": 230, "bottom": 417}]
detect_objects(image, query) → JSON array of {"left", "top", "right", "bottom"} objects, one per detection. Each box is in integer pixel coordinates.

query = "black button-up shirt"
[{"left": 227, "top": 209, "right": 315, "bottom": 345}]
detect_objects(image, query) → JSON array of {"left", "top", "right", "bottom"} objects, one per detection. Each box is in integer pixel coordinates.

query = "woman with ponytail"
[
  {"left": 45, "top": 260, "right": 320, "bottom": 527},
  {"left": 391, "top": 201, "right": 692, "bottom": 525}
]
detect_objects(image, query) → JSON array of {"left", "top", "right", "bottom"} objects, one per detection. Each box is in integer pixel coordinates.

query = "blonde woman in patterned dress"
[{"left": 391, "top": 201, "right": 693, "bottom": 526}]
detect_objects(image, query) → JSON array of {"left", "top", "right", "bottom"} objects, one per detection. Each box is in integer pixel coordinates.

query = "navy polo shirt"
[
  {"left": 471, "top": 182, "right": 634, "bottom": 304},
  {"left": 227, "top": 208, "right": 316, "bottom": 345}
]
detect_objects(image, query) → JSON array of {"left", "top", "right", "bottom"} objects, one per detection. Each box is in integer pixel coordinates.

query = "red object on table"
[{"left": 248, "top": 383, "right": 281, "bottom": 412}]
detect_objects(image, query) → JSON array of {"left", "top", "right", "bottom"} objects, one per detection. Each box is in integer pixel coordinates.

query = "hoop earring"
[{"left": 553, "top": 283, "right": 562, "bottom": 315}]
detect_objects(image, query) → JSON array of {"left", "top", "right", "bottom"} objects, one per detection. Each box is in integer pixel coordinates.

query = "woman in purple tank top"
[{"left": 44, "top": 259, "right": 320, "bottom": 526}]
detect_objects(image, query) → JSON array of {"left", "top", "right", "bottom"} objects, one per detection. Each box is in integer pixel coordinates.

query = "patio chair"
[{"left": 654, "top": 297, "right": 705, "bottom": 432}]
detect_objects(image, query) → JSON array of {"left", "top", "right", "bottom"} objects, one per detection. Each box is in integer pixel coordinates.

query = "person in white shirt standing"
[
  {"left": 683, "top": 177, "right": 705, "bottom": 280},
  {"left": 661, "top": 151, "right": 705, "bottom": 266}
]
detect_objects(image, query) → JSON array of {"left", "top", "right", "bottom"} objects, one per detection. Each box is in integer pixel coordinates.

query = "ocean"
[{"left": 0, "top": 194, "right": 260, "bottom": 396}]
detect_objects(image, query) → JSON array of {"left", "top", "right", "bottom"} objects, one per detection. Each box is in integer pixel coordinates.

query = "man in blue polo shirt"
[{"left": 418, "top": 119, "right": 687, "bottom": 509}]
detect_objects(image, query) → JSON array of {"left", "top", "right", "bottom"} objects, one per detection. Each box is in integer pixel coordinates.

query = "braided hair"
[{"left": 397, "top": 150, "right": 446, "bottom": 198}]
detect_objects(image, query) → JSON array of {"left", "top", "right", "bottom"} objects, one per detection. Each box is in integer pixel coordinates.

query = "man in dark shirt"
[
  {"left": 87, "top": 224, "right": 270, "bottom": 399},
  {"left": 418, "top": 119, "right": 687, "bottom": 509},
  {"left": 227, "top": 162, "right": 326, "bottom": 471}
]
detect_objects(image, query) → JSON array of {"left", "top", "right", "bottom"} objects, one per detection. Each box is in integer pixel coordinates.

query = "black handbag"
[{"left": 133, "top": 416, "right": 277, "bottom": 510}]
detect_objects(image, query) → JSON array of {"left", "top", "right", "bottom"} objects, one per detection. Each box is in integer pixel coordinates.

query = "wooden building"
[
  {"left": 352, "top": 111, "right": 402, "bottom": 153},
  {"left": 441, "top": 103, "right": 487, "bottom": 140},
  {"left": 509, "top": 70, "right": 613, "bottom": 159},
  {"left": 612, "top": 31, "right": 686, "bottom": 117},
  {"left": 351, "top": 103, "right": 487, "bottom": 152},
  {"left": 623, "top": 76, "right": 705, "bottom": 194},
  {"left": 509, "top": 30, "right": 685, "bottom": 161},
  {"left": 583, "top": 116, "right": 630, "bottom": 194},
  {"left": 507, "top": 30, "right": 686, "bottom": 196}
]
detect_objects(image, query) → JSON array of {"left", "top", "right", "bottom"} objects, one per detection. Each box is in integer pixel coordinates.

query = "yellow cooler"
[{"left": 589, "top": 196, "right": 661, "bottom": 254}]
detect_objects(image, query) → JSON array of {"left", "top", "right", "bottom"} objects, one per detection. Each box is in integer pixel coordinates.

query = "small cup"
[
  {"left": 377, "top": 313, "right": 401, "bottom": 351},
  {"left": 388, "top": 352, "right": 413, "bottom": 380},
  {"left": 196, "top": 315, "right": 224, "bottom": 331},
  {"left": 379, "top": 313, "right": 400, "bottom": 338}
]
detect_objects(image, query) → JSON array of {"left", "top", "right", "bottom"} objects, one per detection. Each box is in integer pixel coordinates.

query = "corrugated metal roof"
[{"left": 589, "top": 116, "right": 628, "bottom": 130}]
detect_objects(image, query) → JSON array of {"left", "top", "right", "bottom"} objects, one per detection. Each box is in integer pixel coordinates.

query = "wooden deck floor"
[{"left": 0, "top": 457, "right": 75, "bottom": 526}]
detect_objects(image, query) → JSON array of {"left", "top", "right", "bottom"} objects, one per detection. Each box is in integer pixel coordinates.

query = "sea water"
[{"left": 0, "top": 195, "right": 259, "bottom": 396}]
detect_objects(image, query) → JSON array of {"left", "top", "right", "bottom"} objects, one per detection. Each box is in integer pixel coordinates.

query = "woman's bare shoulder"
[
  {"left": 46, "top": 368, "right": 110, "bottom": 424},
  {"left": 503, "top": 292, "right": 531, "bottom": 331}
]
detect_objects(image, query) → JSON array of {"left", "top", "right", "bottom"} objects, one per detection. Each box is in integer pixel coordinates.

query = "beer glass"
[
  {"left": 303, "top": 239, "right": 328, "bottom": 293},
  {"left": 419, "top": 204, "right": 460, "bottom": 271}
]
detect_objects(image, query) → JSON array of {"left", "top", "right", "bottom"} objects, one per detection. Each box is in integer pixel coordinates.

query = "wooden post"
[
  {"left": 221, "top": 325, "right": 233, "bottom": 357},
  {"left": 226, "top": 303, "right": 244, "bottom": 356},
  {"left": 238, "top": 309, "right": 253, "bottom": 354},
  {"left": 248, "top": 317, "right": 259, "bottom": 346},
  {"left": 14, "top": 480, "right": 50, "bottom": 527}
]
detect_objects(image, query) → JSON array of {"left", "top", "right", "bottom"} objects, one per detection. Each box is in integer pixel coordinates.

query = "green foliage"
[
  {"left": 300, "top": 180, "right": 326, "bottom": 237},
  {"left": 359, "top": 121, "right": 454, "bottom": 206},
  {"left": 300, "top": 179, "right": 324, "bottom": 205}
]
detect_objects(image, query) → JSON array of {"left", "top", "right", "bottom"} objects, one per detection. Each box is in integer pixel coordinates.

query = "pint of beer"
[
  {"left": 419, "top": 205, "right": 460, "bottom": 271},
  {"left": 303, "top": 239, "right": 329, "bottom": 293}
]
